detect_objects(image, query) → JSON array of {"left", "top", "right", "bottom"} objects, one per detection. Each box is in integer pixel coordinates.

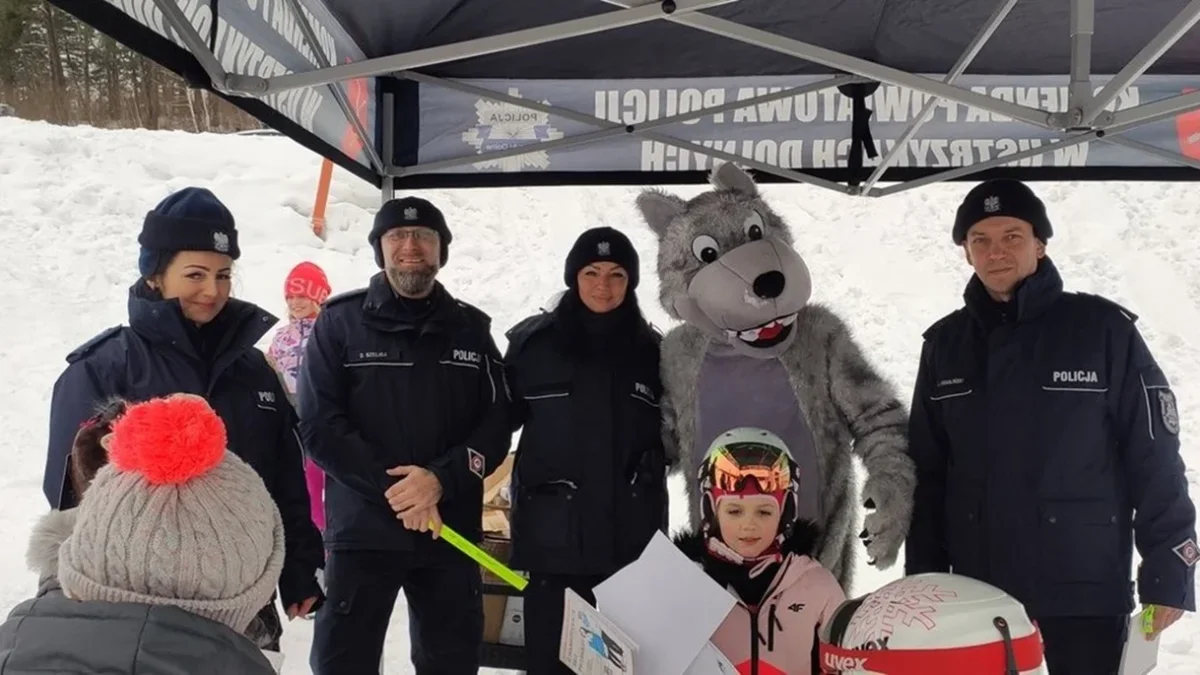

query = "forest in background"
[{"left": 0, "top": 0, "right": 261, "bottom": 131}]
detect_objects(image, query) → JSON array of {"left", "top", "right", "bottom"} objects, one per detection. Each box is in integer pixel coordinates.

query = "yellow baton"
[{"left": 434, "top": 522, "right": 528, "bottom": 591}]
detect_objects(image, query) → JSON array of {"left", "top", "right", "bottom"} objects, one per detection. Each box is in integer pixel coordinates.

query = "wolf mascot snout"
[{"left": 637, "top": 163, "right": 915, "bottom": 590}]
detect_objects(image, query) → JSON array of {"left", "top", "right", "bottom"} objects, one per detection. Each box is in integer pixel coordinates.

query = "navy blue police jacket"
[
  {"left": 503, "top": 307, "right": 669, "bottom": 576},
  {"left": 904, "top": 257, "right": 1196, "bottom": 618},
  {"left": 43, "top": 284, "right": 326, "bottom": 609},
  {"left": 295, "top": 274, "right": 512, "bottom": 553}
]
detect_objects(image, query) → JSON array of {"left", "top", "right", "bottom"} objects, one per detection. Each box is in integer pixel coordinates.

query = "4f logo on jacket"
[{"left": 258, "top": 391, "right": 276, "bottom": 404}]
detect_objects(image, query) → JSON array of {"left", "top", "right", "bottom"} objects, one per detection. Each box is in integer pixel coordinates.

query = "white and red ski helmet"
[{"left": 817, "top": 573, "right": 1046, "bottom": 674}]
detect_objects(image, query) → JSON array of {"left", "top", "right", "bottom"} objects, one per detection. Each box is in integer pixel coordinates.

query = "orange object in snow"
[{"left": 1174, "top": 88, "right": 1200, "bottom": 160}]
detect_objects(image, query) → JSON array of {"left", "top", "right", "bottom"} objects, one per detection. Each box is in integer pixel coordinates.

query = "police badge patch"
[
  {"left": 467, "top": 447, "right": 485, "bottom": 479},
  {"left": 1159, "top": 390, "right": 1180, "bottom": 435},
  {"left": 1173, "top": 538, "right": 1200, "bottom": 567}
]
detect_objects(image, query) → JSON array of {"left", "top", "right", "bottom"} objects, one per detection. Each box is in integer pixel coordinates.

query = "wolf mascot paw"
[
  {"left": 637, "top": 163, "right": 916, "bottom": 592},
  {"left": 860, "top": 475, "right": 913, "bottom": 568}
]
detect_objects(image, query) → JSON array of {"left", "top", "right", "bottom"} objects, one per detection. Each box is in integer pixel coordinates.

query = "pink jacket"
[{"left": 677, "top": 526, "right": 847, "bottom": 675}]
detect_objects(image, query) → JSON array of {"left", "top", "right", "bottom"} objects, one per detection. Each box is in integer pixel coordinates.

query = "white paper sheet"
[
  {"left": 1119, "top": 611, "right": 1160, "bottom": 675},
  {"left": 682, "top": 641, "right": 738, "bottom": 675},
  {"left": 559, "top": 587, "right": 638, "bottom": 675},
  {"left": 593, "top": 531, "right": 738, "bottom": 675}
]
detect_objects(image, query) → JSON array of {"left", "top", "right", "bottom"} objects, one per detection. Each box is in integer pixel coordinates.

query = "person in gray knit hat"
[{"left": 0, "top": 394, "right": 286, "bottom": 674}]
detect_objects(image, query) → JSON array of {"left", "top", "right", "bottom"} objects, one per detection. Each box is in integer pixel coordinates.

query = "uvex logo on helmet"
[
  {"left": 286, "top": 277, "right": 330, "bottom": 304},
  {"left": 823, "top": 653, "right": 866, "bottom": 670}
]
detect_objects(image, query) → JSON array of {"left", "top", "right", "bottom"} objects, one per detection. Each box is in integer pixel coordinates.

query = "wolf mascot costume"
[{"left": 637, "top": 163, "right": 915, "bottom": 591}]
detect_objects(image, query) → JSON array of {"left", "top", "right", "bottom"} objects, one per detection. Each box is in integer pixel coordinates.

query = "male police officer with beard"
[
  {"left": 903, "top": 179, "right": 1195, "bottom": 675},
  {"left": 297, "top": 196, "right": 512, "bottom": 674}
]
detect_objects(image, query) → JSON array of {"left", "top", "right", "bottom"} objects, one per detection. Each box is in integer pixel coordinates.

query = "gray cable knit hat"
[{"left": 56, "top": 394, "right": 285, "bottom": 633}]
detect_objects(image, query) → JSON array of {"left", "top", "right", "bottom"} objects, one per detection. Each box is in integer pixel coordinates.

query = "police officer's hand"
[
  {"left": 286, "top": 596, "right": 320, "bottom": 621},
  {"left": 399, "top": 504, "right": 444, "bottom": 539},
  {"left": 1144, "top": 604, "right": 1185, "bottom": 640},
  {"left": 385, "top": 465, "right": 444, "bottom": 514}
]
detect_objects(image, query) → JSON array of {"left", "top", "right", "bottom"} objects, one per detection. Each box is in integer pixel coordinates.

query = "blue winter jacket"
[
  {"left": 42, "top": 283, "right": 325, "bottom": 609},
  {"left": 904, "top": 257, "right": 1196, "bottom": 618}
]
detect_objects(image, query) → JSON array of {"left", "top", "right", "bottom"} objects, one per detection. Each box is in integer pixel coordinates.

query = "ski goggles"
[{"left": 708, "top": 446, "right": 791, "bottom": 494}]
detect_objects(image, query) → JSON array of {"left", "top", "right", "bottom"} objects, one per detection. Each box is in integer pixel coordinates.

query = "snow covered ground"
[{"left": 0, "top": 116, "right": 1197, "bottom": 673}]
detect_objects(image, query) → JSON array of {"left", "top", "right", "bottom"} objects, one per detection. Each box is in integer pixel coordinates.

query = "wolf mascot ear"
[
  {"left": 709, "top": 161, "right": 759, "bottom": 195},
  {"left": 635, "top": 190, "right": 686, "bottom": 240}
]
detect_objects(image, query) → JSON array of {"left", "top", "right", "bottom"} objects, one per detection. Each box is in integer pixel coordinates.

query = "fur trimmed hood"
[
  {"left": 673, "top": 517, "right": 822, "bottom": 563},
  {"left": 26, "top": 508, "right": 77, "bottom": 585}
]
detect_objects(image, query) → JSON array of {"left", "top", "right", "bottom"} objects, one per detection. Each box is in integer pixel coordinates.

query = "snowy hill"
[{"left": 0, "top": 116, "right": 1197, "bottom": 673}]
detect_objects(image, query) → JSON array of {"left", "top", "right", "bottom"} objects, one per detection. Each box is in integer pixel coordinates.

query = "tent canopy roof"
[
  {"left": 329, "top": 0, "right": 1200, "bottom": 78},
  {"left": 46, "top": 0, "right": 1200, "bottom": 197}
]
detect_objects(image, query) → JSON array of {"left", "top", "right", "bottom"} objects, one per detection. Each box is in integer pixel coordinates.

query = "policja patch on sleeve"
[
  {"left": 1172, "top": 538, "right": 1200, "bottom": 567},
  {"left": 467, "top": 447, "right": 485, "bottom": 479},
  {"left": 1159, "top": 390, "right": 1180, "bottom": 435}
]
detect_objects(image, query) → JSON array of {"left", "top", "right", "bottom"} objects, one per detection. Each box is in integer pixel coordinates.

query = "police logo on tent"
[{"left": 461, "top": 87, "right": 564, "bottom": 172}]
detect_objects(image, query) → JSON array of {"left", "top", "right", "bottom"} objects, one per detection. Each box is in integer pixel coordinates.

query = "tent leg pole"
[
  {"left": 381, "top": 92, "right": 395, "bottom": 203},
  {"left": 1066, "top": 0, "right": 1094, "bottom": 126},
  {"left": 860, "top": 0, "right": 1019, "bottom": 194},
  {"left": 149, "top": 0, "right": 228, "bottom": 91},
  {"left": 1084, "top": 0, "right": 1200, "bottom": 125}
]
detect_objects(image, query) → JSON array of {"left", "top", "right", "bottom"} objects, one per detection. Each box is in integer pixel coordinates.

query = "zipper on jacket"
[{"left": 749, "top": 607, "right": 760, "bottom": 675}]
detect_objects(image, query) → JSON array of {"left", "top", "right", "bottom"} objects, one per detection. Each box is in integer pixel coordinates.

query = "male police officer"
[
  {"left": 904, "top": 179, "right": 1195, "bottom": 675},
  {"left": 297, "top": 196, "right": 511, "bottom": 674}
]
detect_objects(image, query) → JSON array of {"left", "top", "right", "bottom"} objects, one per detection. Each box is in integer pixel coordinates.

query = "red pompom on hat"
[
  {"left": 284, "top": 261, "right": 331, "bottom": 304},
  {"left": 106, "top": 394, "right": 227, "bottom": 485}
]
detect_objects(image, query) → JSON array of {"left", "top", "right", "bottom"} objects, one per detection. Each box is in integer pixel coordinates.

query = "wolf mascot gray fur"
[{"left": 636, "top": 163, "right": 915, "bottom": 591}]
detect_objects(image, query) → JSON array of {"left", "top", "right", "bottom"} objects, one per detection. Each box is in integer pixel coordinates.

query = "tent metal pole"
[
  {"left": 381, "top": 92, "right": 395, "bottom": 202},
  {"left": 1067, "top": 0, "right": 1094, "bottom": 122},
  {"left": 229, "top": 0, "right": 736, "bottom": 96},
  {"left": 869, "top": 132, "right": 1100, "bottom": 197},
  {"left": 1106, "top": 87, "right": 1200, "bottom": 132},
  {"left": 1083, "top": 0, "right": 1200, "bottom": 125},
  {"left": 280, "top": 0, "right": 384, "bottom": 174},
  {"left": 149, "top": 0, "right": 228, "bottom": 92},
  {"left": 603, "top": 1, "right": 1055, "bottom": 130},
  {"left": 860, "top": 0, "right": 1019, "bottom": 194},
  {"left": 1101, "top": 135, "right": 1200, "bottom": 170},
  {"left": 395, "top": 72, "right": 859, "bottom": 193}
]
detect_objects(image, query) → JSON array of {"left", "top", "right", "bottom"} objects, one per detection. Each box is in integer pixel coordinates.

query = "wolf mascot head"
[{"left": 635, "top": 162, "right": 812, "bottom": 359}]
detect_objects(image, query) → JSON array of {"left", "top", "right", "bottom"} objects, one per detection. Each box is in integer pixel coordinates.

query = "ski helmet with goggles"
[
  {"left": 818, "top": 573, "right": 1047, "bottom": 674},
  {"left": 698, "top": 427, "right": 801, "bottom": 541}
]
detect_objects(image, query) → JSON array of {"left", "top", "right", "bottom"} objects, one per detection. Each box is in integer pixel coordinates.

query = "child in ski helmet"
[
  {"left": 675, "top": 427, "right": 846, "bottom": 675},
  {"left": 267, "top": 261, "right": 330, "bottom": 534}
]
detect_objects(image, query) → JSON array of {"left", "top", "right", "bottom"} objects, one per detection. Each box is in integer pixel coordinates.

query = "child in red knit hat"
[{"left": 267, "top": 261, "right": 331, "bottom": 535}]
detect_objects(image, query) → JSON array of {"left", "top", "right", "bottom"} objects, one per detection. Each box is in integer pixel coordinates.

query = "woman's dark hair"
[{"left": 69, "top": 397, "right": 129, "bottom": 499}]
